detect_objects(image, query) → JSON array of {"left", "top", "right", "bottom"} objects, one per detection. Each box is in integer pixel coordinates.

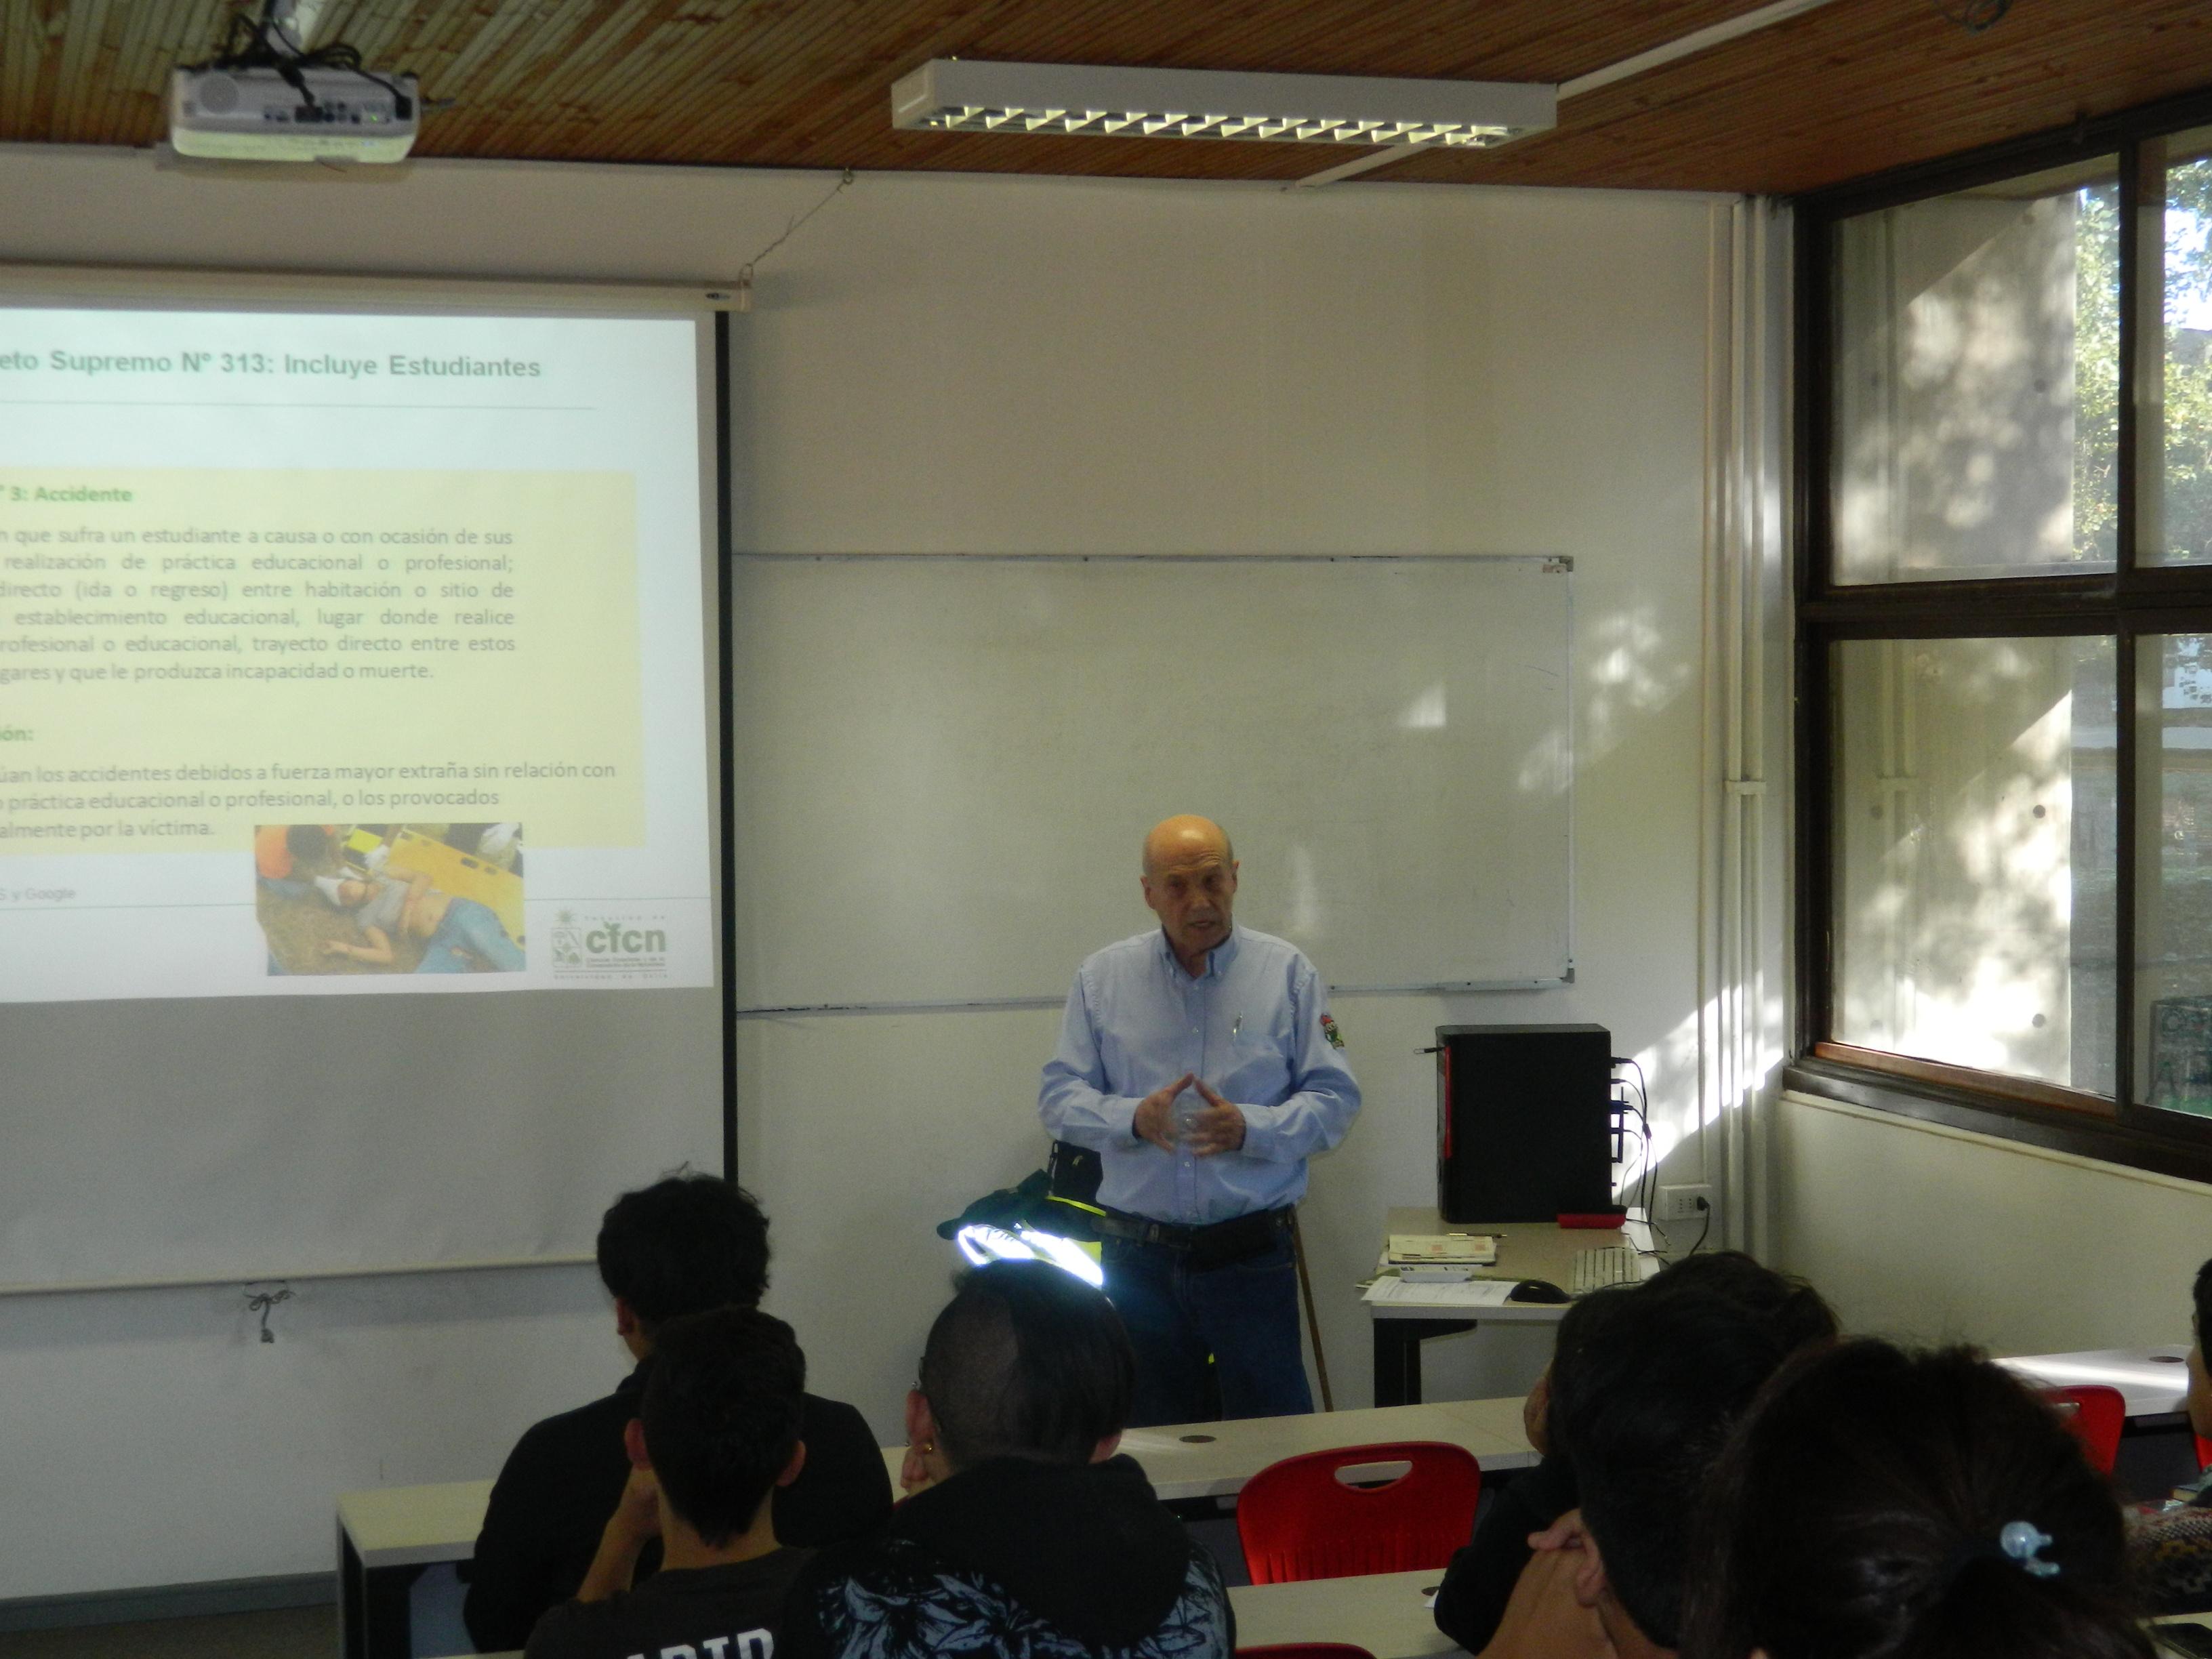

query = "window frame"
[{"left": 1790, "top": 82, "right": 2212, "bottom": 1182}]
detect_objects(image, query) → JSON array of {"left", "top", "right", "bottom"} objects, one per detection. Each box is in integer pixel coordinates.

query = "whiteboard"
[{"left": 731, "top": 556, "right": 1572, "bottom": 1009}]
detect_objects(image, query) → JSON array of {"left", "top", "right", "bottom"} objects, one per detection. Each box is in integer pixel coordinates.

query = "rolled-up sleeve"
[
  {"left": 1039, "top": 967, "right": 1141, "bottom": 1147},
  {"left": 1235, "top": 962, "right": 1359, "bottom": 1163}
]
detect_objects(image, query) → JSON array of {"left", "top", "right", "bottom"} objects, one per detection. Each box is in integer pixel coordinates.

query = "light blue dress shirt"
[{"left": 1038, "top": 926, "right": 1361, "bottom": 1226}]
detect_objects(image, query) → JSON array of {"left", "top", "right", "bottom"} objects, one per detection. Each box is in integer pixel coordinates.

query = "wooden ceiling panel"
[
  {"left": 1383, "top": 0, "right": 2212, "bottom": 193},
  {"left": 0, "top": 0, "right": 2207, "bottom": 197}
]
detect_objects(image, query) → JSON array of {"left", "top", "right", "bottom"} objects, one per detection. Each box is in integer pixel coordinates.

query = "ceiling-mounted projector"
[{"left": 167, "top": 64, "right": 419, "bottom": 163}]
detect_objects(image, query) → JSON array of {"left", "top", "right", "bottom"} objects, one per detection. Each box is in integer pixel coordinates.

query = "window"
[{"left": 1797, "top": 91, "right": 2212, "bottom": 1174}]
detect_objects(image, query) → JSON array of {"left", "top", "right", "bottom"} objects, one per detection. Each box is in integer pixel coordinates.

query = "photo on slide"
[{"left": 255, "top": 822, "right": 525, "bottom": 976}]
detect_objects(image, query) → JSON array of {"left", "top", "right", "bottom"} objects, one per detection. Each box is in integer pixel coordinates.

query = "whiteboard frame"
[{"left": 729, "top": 551, "right": 1575, "bottom": 1015}]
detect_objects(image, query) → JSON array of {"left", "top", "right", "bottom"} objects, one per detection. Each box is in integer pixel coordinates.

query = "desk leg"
[
  {"left": 339, "top": 1523, "right": 369, "bottom": 1659},
  {"left": 1372, "top": 1317, "right": 1477, "bottom": 1408},
  {"left": 339, "top": 1528, "right": 426, "bottom": 1659}
]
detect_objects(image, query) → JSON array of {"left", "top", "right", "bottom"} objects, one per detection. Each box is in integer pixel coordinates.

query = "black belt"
[{"left": 1094, "top": 1206, "right": 1292, "bottom": 1267}]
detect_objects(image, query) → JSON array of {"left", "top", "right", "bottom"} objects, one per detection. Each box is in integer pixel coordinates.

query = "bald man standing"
[{"left": 1039, "top": 815, "right": 1360, "bottom": 1425}]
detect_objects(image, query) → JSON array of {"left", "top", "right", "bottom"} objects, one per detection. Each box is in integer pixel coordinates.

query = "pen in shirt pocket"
[{"left": 1231, "top": 1015, "right": 1242, "bottom": 1039}]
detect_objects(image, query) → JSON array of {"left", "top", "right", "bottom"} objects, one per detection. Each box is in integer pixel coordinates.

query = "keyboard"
[{"left": 1570, "top": 1245, "right": 1641, "bottom": 1295}]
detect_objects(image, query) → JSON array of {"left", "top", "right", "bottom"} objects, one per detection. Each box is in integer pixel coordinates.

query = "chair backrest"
[
  {"left": 1236, "top": 1439, "right": 1481, "bottom": 1585},
  {"left": 2043, "top": 1385, "right": 2126, "bottom": 1474},
  {"left": 1236, "top": 1647, "right": 1377, "bottom": 1659}
]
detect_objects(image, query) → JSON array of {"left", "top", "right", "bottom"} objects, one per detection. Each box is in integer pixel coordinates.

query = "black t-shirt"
[
  {"left": 1431, "top": 1454, "right": 1581, "bottom": 1652},
  {"left": 464, "top": 1367, "right": 893, "bottom": 1653},
  {"left": 525, "top": 1548, "right": 811, "bottom": 1659}
]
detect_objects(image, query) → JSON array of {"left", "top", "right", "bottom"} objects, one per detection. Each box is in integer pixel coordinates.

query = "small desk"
[
  {"left": 1230, "top": 1566, "right": 1465, "bottom": 1658},
  {"left": 337, "top": 1479, "right": 493, "bottom": 1659},
  {"left": 339, "top": 1400, "right": 1532, "bottom": 1658},
  {"left": 1369, "top": 1209, "right": 1657, "bottom": 1408},
  {"left": 1998, "top": 1347, "right": 2192, "bottom": 1419}
]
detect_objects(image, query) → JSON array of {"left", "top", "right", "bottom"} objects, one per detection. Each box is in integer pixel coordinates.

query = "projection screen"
[{"left": 0, "top": 270, "right": 728, "bottom": 1289}]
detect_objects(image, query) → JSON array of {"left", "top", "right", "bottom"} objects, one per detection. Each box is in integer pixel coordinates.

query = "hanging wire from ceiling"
[
  {"left": 1932, "top": 0, "right": 2013, "bottom": 32},
  {"left": 735, "top": 168, "right": 857, "bottom": 312}
]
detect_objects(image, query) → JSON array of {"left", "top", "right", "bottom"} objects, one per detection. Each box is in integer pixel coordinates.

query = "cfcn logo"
[{"left": 550, "top": 907, "right": 671, "bottom": 980}]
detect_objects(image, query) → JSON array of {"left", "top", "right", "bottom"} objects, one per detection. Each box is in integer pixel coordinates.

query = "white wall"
[
  {"left": 0, "top": 147, "right": 1724, "bottom": 1599},
  {"left": 1771, "top": 1092, "right": 2212, "bottom": 1351},
  {"left": 729, "top": 172, "right": 1727, "bottom": 1431}
]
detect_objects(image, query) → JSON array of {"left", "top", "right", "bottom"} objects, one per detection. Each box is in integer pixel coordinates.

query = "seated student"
[
  {"left": 465, "top": 1174, "right": 893, "bottom": 1652},
  {"left": 2127, "top": 1254, "right": 2212, "bottom": 1612},
  {"left": 527, "top": 1306, "right": 812, "bottom": 1659},
  {"left": 1481, "top": 1285, "right": 1792, "bottom": 1659},
  {"left": 779, "top": 1260, "right": 1235, "bottom": 1659},
  {"left": 1682, "top": 1340, "right": 2151, "bottom": 1659},
  {"left": 1433, "top": 1252, "right": 1835, "bottom": 1654}
]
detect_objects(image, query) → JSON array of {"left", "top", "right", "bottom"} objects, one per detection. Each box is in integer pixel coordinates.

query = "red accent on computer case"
[{"left": 1439, "top": 1046, "right": 1453, "bottom": 1160}]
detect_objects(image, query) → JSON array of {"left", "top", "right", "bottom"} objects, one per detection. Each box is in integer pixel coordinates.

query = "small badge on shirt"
[{"left": 1320, "top": 1013, "right": 1346, "bottom": 1050}]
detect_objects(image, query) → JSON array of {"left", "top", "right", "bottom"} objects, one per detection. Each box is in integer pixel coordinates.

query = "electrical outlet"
[{"left": 1658, "top": 1184, "right": 1713, "bottom": 1223}]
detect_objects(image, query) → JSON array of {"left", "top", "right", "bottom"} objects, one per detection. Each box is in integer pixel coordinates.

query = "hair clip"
[{"left": 1999, "top": 1520, "right": 2060, "bottom": 1578}]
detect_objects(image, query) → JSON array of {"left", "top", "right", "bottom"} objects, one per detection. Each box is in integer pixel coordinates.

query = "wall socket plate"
[{"left": 1658, "top": 1184, "right": 1714, "bottom": 1222}]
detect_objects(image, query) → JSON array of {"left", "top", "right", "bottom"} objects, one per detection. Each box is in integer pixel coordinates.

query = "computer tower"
[{"left": 1436, "top": 1023, "right": 1614, "bottom": 1224}]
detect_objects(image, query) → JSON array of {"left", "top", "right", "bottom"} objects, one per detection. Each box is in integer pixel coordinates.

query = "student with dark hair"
[
  {"left": 1520, "top": 1286, "right": 1790, "bottom": 1659},
  {"left": 526, "top": 1307, "right": 812, "bottom": 1659},
  {"left": 1682, "top": 1339, "right": 2152, "bottom": 1659},
  {"left": 1433, "top": 1253, "right": 1835, "bottom": 1654},
  {"left": 779, "top": 1261, "right": 1235, "bottom": 1659},
  {"left": 2128, "top": 1254, "right": 2212, "bottom": 1611},
  {"left": 1641, "top": 1248, "right": 1837, "bottom": 1355},
  {"left": 464, "top": 1174, "right": 892, "bottom": 1652}
]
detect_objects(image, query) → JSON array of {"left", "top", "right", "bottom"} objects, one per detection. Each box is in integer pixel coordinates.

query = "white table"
[
  {"left": 1125, "top": 1397, "right": 1536, "bottom": 1498},
  {"left": 341, "top": 1397, "right": 1532, "bottom": 1658},
  {"left": 1998, "top": 1346, "right": 2192, "bottom": 1418},
  {"left": 338, "top": 1479, "right": 494, "bottom": 1659},
  {"left": 1231, "top": 1566, "right": 1467, "bottom": 1658},
  {"left": 1370, "top": 1209, "right": 1660, "bottom": 1406}
]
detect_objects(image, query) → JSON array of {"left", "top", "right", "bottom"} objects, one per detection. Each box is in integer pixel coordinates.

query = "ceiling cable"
[
  {"left": 735, "top": 168, "right": 856, "bottom": 312},
  {"left": 1933, "top": 0, "right": 2013, "bottom": 32}
]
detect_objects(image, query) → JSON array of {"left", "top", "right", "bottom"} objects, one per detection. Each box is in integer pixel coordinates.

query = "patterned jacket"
[{"left": 778, "top": 1454, "right": 1235, "bottom": 1659}]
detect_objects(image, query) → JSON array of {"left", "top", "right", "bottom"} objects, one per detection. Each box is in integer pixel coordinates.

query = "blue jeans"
[
  {"left": 415, "top": 897, "right": 525, "bottom": 972},
  {"left": 1105, "top": 1232, "right": 1312, "bottom": 1426}
]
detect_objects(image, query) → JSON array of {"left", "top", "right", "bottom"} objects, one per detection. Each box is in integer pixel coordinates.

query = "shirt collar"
[{"left": 1156, "top": 924, "right": 1239, "bottom": 981}]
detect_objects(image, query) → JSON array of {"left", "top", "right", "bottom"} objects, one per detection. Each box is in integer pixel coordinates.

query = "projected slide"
[{"left": 0, "top": 303, "right": 714, "bottom": 1001}]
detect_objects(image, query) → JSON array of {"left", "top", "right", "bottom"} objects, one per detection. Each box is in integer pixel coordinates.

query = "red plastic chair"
[
  {"left": 1235, "top": 1440, "right": 1481, "bottom": 1585},
  {"left": 1237, "top": 1647, "right": 1378, "bottom": 1659},
  {"left": 2196, "top": 1433, "right": 2211, "bottom": 1471},
  {"left": 2043, "top": 1385, "right": 2126, "bottom": 1473}
]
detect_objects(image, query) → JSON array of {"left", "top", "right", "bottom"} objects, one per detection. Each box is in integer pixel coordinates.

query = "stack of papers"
[{"left": 1364, "top": 1277, "right": 1517, "bottom": 1307}]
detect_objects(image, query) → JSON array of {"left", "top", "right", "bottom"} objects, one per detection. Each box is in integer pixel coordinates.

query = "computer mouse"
[{"left": 1507, "top": 1277, "right": 1571, "bottom": 1305}]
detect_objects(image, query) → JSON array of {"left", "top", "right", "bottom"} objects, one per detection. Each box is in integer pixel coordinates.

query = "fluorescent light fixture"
[{"left": 892, "top": 59, "right": 1555, "bottom": 150}]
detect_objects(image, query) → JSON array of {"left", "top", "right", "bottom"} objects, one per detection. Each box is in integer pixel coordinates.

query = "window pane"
[
  {"left": 2136, "top": 634, "right": 2212, "bottom": 1115},
  {"left": 1831, "top": 159, "right": 2121, "bottom": 583},
  {"left": 2139, "top": 126, "right": 2212, "bottom": 566},
  {"left": 1833, "top": 636, "right": 2116, "bottom": 1094}
]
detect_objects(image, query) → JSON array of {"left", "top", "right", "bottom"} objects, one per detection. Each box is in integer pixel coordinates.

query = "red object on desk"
[{"left": 1557, "top": 1212, "right": 1628, "bottom": 1228}]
